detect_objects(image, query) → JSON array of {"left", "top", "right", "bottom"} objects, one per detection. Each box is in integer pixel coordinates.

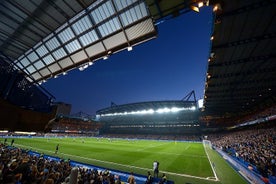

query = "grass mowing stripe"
[
  {"left": 9, "top": 138, "right": 226, "bottom": 184},
  {"left": 14, "top": 142, "right": 218, "bottom": 182},
  {"left": 136, "top": 142, "right": 169, "bottom": 151}
]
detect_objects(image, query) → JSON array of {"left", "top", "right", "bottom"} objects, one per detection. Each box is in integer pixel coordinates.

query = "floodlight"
[
  {"left": 127, "top": 46, "right": 133, "bottom": 51},
  {"left": 103, "top": 56, "right": 109, "bottom": 60},
  {"left": 83, "top": 64, "right": 88, "bottom": 69},
  {"left": 171, "top": 107, "right": 181, "bottom": 112},
  {"left": 213, "top": 4, "right": 222, "bottom": 12},
  {"left": 63, "top": 72, "right": 67, "bottom": 75},
  {"left": 198, "top": 2, "right": 204, "bottom": 8},
  {"left": 190, "top": 5, "right": 199, "bottom": 13},
  {"left": 88, "top": 61, "right": 93, "bottom": 66},
  {"left": 79, "top": 66, "right": 84, "bottom": 71}
]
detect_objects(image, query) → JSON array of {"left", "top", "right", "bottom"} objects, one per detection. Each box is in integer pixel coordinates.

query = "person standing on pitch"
[
  {"left": 55, "top": 144, "right": 59, "bottom": 154},
  {"left": 153, "top": 161, "right": 159, "bottom": 178}
]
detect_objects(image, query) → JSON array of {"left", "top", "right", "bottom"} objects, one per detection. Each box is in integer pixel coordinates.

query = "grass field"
[{"left": 4, "top": 137, "right": 247, "bottom": 184}]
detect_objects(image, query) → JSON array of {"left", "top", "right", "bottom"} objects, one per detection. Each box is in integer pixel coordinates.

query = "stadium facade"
[{"left": 96, "top": 99, "right": 201, "bottom": 135}]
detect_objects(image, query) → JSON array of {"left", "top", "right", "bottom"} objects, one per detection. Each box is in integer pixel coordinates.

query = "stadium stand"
[
  {"left": 0, "top": 0, "right": 275, "bottom": 183},
  {"left": 208, "top": 120, "right": 276, "bottom": 184},
  {"left": 49, "top": 116, "right": 102, "bottom": 136},
  {"left": 96, "top": 97, "right": 201, "bottom": 136}
]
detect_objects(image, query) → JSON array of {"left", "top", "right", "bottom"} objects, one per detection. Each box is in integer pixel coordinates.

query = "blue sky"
[{"left": 43, "top": 6, "right": 213, "bottom": 115}]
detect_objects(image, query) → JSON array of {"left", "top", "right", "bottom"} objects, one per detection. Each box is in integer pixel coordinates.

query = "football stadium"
[{"left": 0, "top": 0, "right": 275, "bottom": 184}]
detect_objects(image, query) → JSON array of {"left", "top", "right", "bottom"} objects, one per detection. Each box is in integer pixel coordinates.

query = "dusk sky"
[{"left": 43, "top": 6, "right": 213, "bottom": 116}]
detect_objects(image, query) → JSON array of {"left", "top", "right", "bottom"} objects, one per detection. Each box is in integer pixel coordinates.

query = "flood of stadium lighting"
[
  {"left": 14, "top": 131, "right": 36, "bottom": 135},
  {"left": 99, "top": 106, "right": 197, "bottom": 117},
  {"left": 83, "top": 64, "right": 88, "bottom": 69},
  {"left": 103, "top": 56, "right": 109, "bottom": 60},
  {"left": 156, "top": 107, "right": 170, "bottom": 113},
  {"left": 88, "top": 61, "right": 93, "bottom": 66},
  {"left": 213, "top": 4, "right": 222, "bottom": 12},
  {"left": 63, "top": 72, "right": 67, "bottom": 75},
  {"left": 127, "top": 46, "right": 133, "bottom": 51},
  {"left": 54, "top": 75, "right": 58, "bottom": 78},
  {"left": 198, "top": 2, "right": 204, "bottom": 8},
  {"left": 0, "top": 130, "right": 8, "bottom": 133},
  {"left": 210, "top": 36, "right": 214, "bottom": 40},
  {"left": 190, "top": 5, "right": 199, "bottom": 12},
  {"left": 79, "top": 66, "right": 84, "bottom": 71}
]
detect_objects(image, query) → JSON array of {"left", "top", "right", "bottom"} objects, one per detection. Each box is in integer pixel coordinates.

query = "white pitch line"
[
  {"left": 203, "top": 142, "right": 219, "bottom": 181},
  {"left": 15, "top": 143, "right": 218, "bottom": 182}
]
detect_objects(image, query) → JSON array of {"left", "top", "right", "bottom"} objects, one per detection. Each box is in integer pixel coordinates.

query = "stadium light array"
[
  {"left": 14, "top": 131, "right": 36, "bottom": 135},
  {"left": 99, "top": 106, "right": 197, "bottom": 117}
]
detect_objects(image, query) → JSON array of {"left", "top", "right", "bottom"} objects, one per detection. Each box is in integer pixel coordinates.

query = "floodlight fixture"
[
  {"left": 198, "top": 2, "right": 204, "bottom": 8},
  {"left": 191, "top": 106, "right": 196, "bottom": 110},
  {"left": 103, "top": 56, "right": 109, "bottom": 60},
  {"left": 190, "top": 5, "right": 200, "bottom": 13},
  {"left": 127, "top": 46, "right": 133, "bottom": 51},
  {"left": 88, "top": 61, "right": 93, "bottom": 66},
  {"left": 213, "top": 4, "right": 222, "bottom": 12},
  {"left": 63, "top": 72, "right": 67, "bottom": 75},
  {"left": 79, "top": 66, "right": 84, "bottom": 71},
  {"left": 83, "top": 64, "right": 88, "bottom": 69}
]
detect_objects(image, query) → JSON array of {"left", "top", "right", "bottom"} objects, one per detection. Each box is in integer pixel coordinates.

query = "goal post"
[{"left": 203, "top": 139, "right": 212, "bottom": 149}]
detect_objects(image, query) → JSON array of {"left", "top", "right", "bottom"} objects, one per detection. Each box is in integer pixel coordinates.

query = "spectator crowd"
[
  {"left": 0, "top": 143, "right": 127, "bottom": 184},
  {"left": 210, "top": 124, "right": 276, "bottom": 181}
]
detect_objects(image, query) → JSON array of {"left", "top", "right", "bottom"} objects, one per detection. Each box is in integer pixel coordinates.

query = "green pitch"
[{"left": 4, "top": 137, "right": 247, "bottom": 184}]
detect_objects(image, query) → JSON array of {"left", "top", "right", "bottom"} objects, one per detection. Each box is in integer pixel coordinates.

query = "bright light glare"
[
  {"left": 100, "top": 106, "right": 197, "bottom": 117},
  {"left": 14, "top": 131, "right": 36, "bottom": 135},
  {"left": 198, "top": 2, "right": 204, "bottom": 8},
  {"left": 127, "top": 46, "right": 133, "bottom": 51},
  {"left": 198, "top": 99, "right": 204, "bottom": 108}
]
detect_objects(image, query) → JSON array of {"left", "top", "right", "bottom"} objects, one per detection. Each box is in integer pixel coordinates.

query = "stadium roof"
[
  {"left": 0, "top": 0, "right": 205, "bottom": 84},
  {"left": 2, "top": 0, "right": 274, "bottom": 121},
  {"left": 0, "top": 0, "right": 158, "bottom": 83},
  {"left": 203, "top": 0, "right": 276, "bottom": 118},
  {"left": 96, "top": 100, "right": 197, "bottom": 115}
]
